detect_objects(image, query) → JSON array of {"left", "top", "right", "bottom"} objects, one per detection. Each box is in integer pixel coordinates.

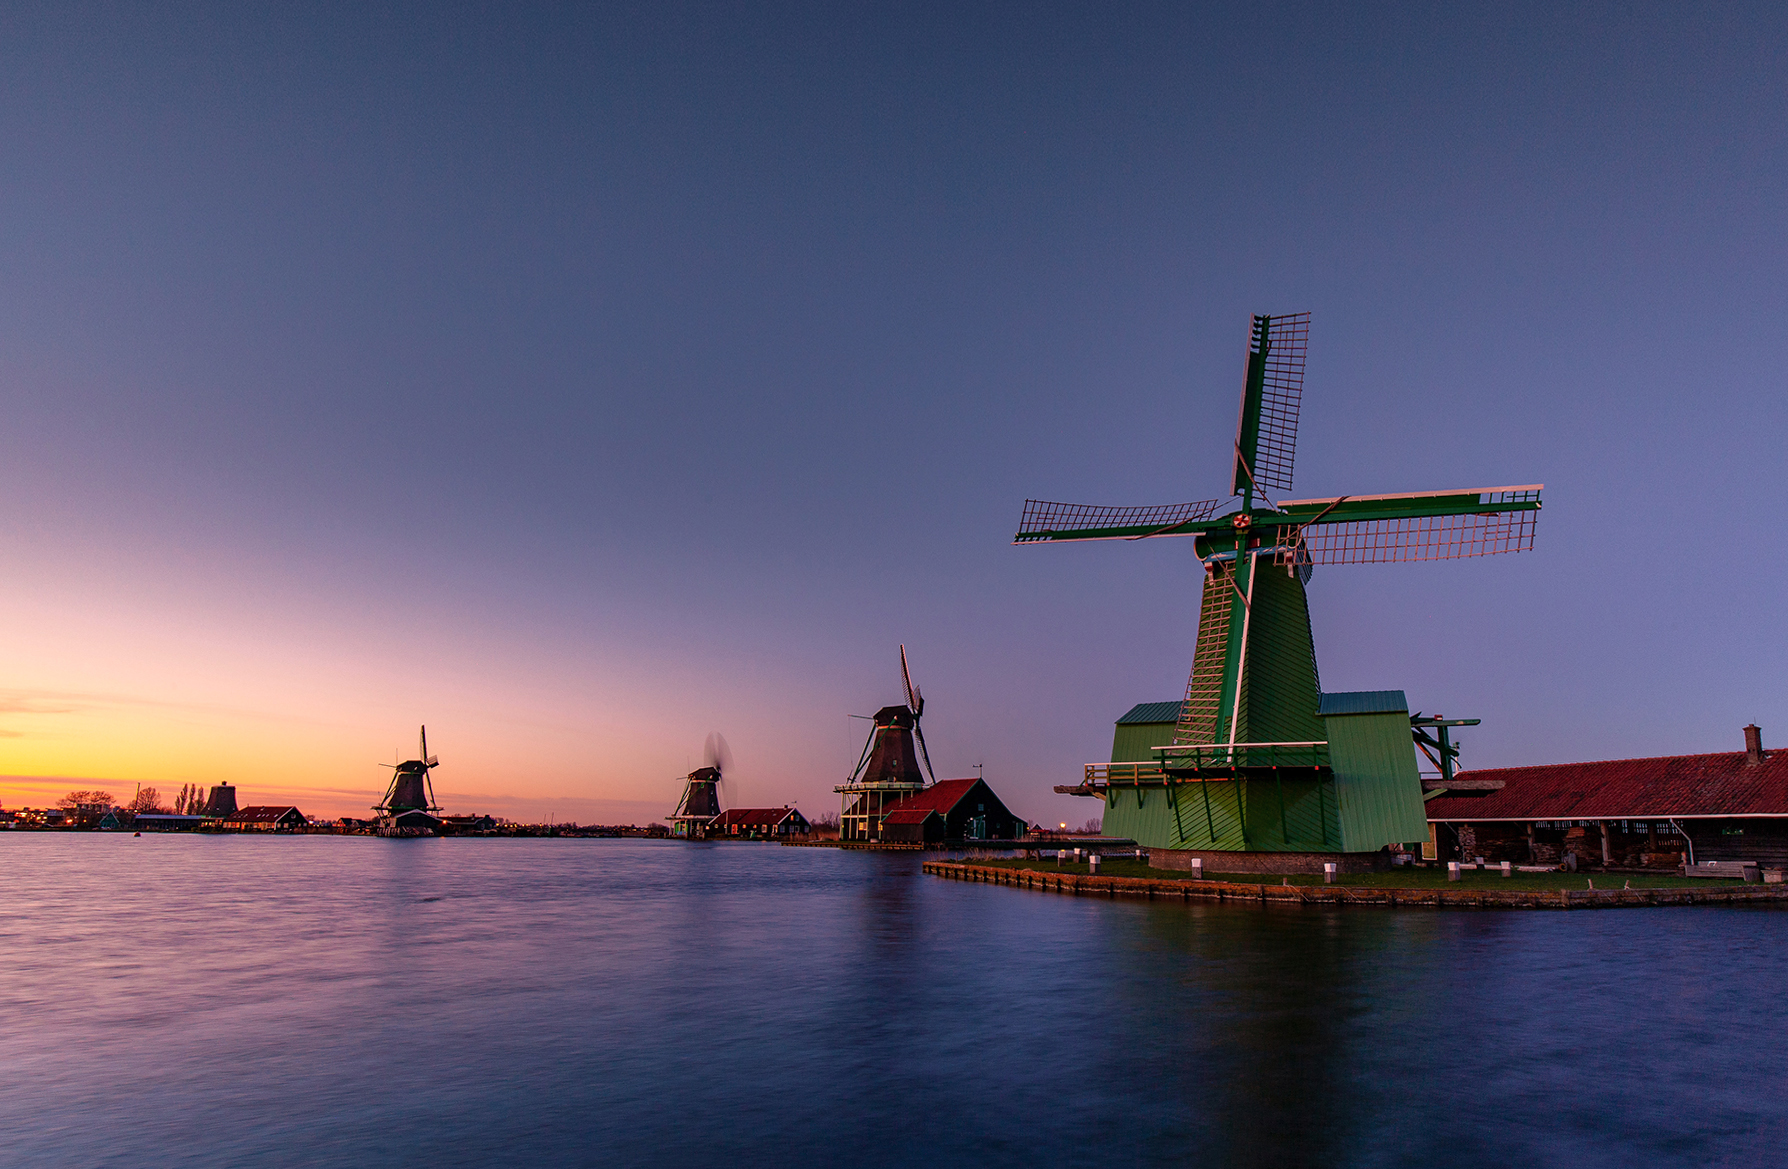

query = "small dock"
[{"left": 922, "top": 861, "right": 1788, "bottom": 910}]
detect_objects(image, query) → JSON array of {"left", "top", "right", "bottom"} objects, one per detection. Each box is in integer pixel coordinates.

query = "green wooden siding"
[
  {"left": 1102, "top": 777, "right": 1339, "bottom": 852},
  {"left": 1112, "top": 719, "right": 1178, "bottom": 763},
  {"left": 1102, "top": 564, "right": 1424, "bottom": 855},
  {"left": 1322, "top": 710, "right": 1430, "bottom": 850},
  {"left": 1233, "top": 566, "right": 1325, "bottom": 744},
  {"left": 1171, "top": 561, "right": 1323, "bottom": 749}
]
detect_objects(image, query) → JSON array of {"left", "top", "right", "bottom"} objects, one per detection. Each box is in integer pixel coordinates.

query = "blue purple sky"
[{"left": 2, "top": 2, "right": 1784, "bottom": 824}]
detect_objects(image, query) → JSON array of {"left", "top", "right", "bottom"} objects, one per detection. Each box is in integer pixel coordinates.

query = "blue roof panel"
[
  {"left": 1317, "top": 690, "right": 1410, "bottom": 717},
  {"left": 1116, "top": 701, "right": 1185, "bottom": 725}
]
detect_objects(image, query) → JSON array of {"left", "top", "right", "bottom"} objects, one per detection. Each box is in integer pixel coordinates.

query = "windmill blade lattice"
[
  {"left": 913, "top": 722, "right": 938, "bottom": 785},
  {"left": 1015, "top": 498, "right": 1226, "bottom": 543},
  {"left": 1283, "top": 485, "right": 1543, "bottom": 564},
  {"left": 1236, "top": 311, "right": 1309, "bottom": 495},
  {"left": 1299, "top": 510, "right": 1538, "bottom": 564}
]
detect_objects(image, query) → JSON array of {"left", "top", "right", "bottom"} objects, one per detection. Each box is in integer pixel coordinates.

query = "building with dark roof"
[
  {"left": 874, "top": 778, "right": 1023, "bottom": 844},
  {"left": 708, "top": 806, "right": 811, "bottom": 840},
  {"left": 222, "top": 806, "right": 308, "bottom": 831},
  {"left": 1425, "top": 725, "right": 1788, "bottom": 868}
]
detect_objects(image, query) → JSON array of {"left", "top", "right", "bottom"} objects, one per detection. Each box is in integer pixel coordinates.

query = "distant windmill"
[
  {"left": 834, "top": 646, "right": 936, "bottom": 841},
  {"left": 1016, "top": 312, "right": 1542, "bottom": 855},
  {"left": 375, "top": 725, "right": 443, "bottom": 837},
  {"left": 669, "top": 732, "right": 732, "bottom": 839}
]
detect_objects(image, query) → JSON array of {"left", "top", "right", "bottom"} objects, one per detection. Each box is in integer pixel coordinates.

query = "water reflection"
[{"left": 1, "top": 836, "right": 1784, "bottom": 1167}]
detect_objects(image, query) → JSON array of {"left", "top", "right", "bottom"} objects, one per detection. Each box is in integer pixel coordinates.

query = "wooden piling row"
[{"left": 920, "top": 861, "right": 1788, "bottom": 910}]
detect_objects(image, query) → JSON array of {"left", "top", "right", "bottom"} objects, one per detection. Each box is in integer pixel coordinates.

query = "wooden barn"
[
  {"left": 875, "top": 778, "right": 1023, "bottom": 844},
  {"left": 708, "top": 806, "right": 811, "bottom": 840},
  {"left": 1425, "top": 725, "right": 1788, "bottom": 869},
  {"left": 222, "top": 806, "right": 308, "bottom": 832}
]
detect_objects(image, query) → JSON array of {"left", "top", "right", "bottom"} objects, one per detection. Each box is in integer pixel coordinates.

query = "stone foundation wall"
[{"left": 1148, "top": 848, "right": 1392, "bottom": 875}]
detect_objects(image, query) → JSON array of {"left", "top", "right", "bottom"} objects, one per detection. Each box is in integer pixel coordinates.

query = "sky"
[{"left": 1, "top": 2, "right": 1784, "bottom": 825}]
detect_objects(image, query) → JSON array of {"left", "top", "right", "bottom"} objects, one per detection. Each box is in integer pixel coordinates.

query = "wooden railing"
[
  {"left": 1152, "top": 741, "right": 1330, "bottom": 770},
  {"left": 1081, "top": 742, "right": 1331, "bottom": 788},
  {"left": 1084, "top": 762, "right": 1170, "bottom": 785}
]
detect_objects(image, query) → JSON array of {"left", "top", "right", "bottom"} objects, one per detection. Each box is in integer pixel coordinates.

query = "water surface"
[{"left": 1, "top": 835, "right": 1781, "bottom": 1167}]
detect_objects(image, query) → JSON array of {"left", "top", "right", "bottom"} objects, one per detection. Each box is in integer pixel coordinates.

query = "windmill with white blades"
[{"left": 1017, "top": 313, "right": 1541, "bottom": 864}]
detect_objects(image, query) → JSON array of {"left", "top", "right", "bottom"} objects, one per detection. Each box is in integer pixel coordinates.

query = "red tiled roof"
[
  {"left": 711, "top": 807, "right": 801, "bottom": 827},
  {"left": 882, "top": 809, "right": 938, "bottom": 825},
  {"left": 879, "top": 778, "right": 980, "bottom": 818},
  {"left": 1426, "top": 751, "right": 1788, "bottom": 821}
]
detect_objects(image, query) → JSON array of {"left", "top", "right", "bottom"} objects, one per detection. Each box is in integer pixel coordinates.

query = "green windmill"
[{"left": 1016, "top": 313, "right": 1541, "bottom": 866}]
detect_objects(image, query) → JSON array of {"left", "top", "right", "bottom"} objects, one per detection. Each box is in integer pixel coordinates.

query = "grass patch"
[{"left": 955, "top": 857, "right": 1742, "bottom": 891}]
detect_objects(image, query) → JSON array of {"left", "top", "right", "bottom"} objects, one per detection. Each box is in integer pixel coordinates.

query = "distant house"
[
  {"left": 708, "top": 807, "right": 811, "bottom": 840},
  {"left": 876, "top": 778, "right": 1022, "bottom": 844},
  {"left": 441, "top": 814, "right": 497, "bottom": 834},
  {"left": 223, "top": 806, "right": 308, "bottom": 831}
]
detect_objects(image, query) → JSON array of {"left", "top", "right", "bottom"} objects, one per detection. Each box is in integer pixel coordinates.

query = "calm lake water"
[{"left": 1, "top": 835, "right": 1783, "bottom": 1167}]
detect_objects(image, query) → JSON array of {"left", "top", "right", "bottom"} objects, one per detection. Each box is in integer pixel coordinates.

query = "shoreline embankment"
[{"left": 922, "top": 860, "right": 1788, "bottom": 910}]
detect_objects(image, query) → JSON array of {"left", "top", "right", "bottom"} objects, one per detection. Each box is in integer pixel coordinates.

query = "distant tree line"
[
  {"left": 56, "top": 789, "right": 115, "bottom": 813},
  {"left": 42, "top": 786, "right": 182, "bottom": 827}
]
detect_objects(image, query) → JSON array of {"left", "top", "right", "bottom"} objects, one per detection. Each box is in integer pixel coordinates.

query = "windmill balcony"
[
  {"left": 1072, "top": 742, "right": 1335, "bottom": 794},
  {"left": 1155, "top": 741, "right": 1332, "bottom": 771}
]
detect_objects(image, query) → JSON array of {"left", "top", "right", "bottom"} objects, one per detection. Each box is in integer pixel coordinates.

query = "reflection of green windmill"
[{"left": 1016, "top": 313, "right": 1542, "bottom": 860}]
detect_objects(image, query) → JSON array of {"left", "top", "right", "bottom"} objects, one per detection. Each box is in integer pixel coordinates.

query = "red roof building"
[
  {"left": 875, "top": 778, "right": 1022, "bottom": 844},
  {"left": 708, "top": 806, "right": 811, "bottom": 840},
  {"left": 1424, "top": 726, "right": 1788, "bottom": 869}
]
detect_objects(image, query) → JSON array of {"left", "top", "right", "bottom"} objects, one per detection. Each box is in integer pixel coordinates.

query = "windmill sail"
[
  {"left": 1014, "top": 498, "right": 1226, "bottom": 543},
  {"left": 1232, "top": 311, "right": 1309, "bottom": 497},
  {"left": 1280, "top": 486, "right": 1542, "bottom": 564}
]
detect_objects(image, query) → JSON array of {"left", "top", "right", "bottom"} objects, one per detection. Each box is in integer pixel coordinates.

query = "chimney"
[{"left": 1744, "top": 724, "right": 1764, "bottom": 766}]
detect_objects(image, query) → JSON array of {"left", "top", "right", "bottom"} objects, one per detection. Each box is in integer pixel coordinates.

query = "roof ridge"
[{"left": 1458, "top": 749, "right": 1765, "bottom": 778}]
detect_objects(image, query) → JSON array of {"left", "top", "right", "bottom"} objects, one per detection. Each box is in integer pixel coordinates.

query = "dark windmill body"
[
  {"left": 669, "top": 734, "right": 731, "bottom": 839},
  {"left": 836, "top": 647, "right": 937, "bottom": 842},
  {"left": 376, "top": 726, "right": 443, "bottom": 837},
  {"left": 1019, "top": 313, "right": 1543, "bottom": 871}
]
